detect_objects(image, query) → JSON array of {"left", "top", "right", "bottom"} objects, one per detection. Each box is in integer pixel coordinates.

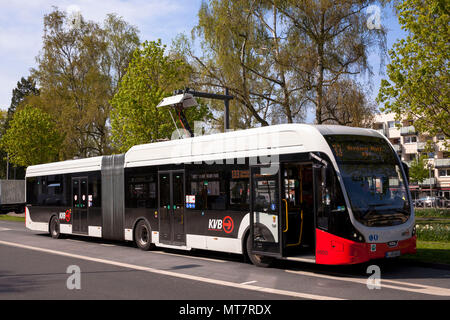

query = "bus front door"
[
  {"left": 158, "top": 171, "right": 186, "bottom": 246},
  {"left": 281, "top": 163, "right": 315, "bottom": 256},
  {"left": 249, "top": 164, "right": 282, "bottom": 257},
  {"left": 72, "top": 177, "right": 88, "bottom": 234}
]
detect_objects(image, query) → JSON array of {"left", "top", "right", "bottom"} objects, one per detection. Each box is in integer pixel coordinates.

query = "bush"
[{"left": 416, "top": 224, "right": 450, "bottom": 242}]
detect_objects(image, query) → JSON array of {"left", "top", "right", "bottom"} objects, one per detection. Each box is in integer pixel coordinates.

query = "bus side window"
[
  {"left": 26, "top": 177, "right": 39, "bottom": 205},
  {"left": 189, "top": 170, "right": 226, "bottom": 210},
  {"left": 229, "top": 169, "right": 249, "bottom": 211},
  {"left": 126, "top": 173, "right": 157, "bottom": 209}
]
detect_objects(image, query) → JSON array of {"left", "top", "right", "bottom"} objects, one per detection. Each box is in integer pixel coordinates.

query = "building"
[{"left": 373, "top": 113, "right": 450, "bottom": 202}]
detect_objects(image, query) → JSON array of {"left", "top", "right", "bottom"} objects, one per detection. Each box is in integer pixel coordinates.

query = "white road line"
[
  {"left": 240, "top": 280, "right": 258, "bottom": 285},
  {"left": 151, "top": 250, "right": 226, "bottom": 263},
  {"left": 100, "top": 244, "right": 116, "bottom": 247},
  {"left": 286, "top": 269, "right": 450, "bottom": 297},
  {"left": 0, "top": 240, "right": 343, "bottom": 300},
  {"left": 0, "top": 228, "right": 12, "bottom": 231}
]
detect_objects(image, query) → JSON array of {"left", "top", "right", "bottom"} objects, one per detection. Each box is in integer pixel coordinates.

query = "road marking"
[
  {"left": 0, "top": 240, "right": 343, "bottom": 300},
  {"left": 151, "top": 250, "right": 226, "bottom": 263},
  {"left": 240, "top": 280, "right": 258, "bottom": 285},
  {"left": 100, "top": 243, "right": 116, "bottom": 247},
  {"left": 286, "top": 269, "right": 450, "bottom": 297},
  {"left": 0, "top": 228, "right": 12, "bottom": 231}
]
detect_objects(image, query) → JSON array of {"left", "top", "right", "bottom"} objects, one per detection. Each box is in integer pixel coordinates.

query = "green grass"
[
  {"left": 414, "top": 208, "right": 450, "bottom": 218},
  {"left": 0, "top": 215, "right": 25, "bottom": 222},
  {"left": 403, "top": 241, "right": 450, "bottom": 266}
]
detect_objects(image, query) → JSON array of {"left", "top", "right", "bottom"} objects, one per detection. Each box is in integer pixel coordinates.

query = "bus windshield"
[{"left": 325, "top": 135, "right": 411, "bottom": 227}]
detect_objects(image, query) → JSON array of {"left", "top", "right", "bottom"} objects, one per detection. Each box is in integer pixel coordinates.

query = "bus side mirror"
[{"left": 402, "top": 162, "right": 409, "bottom": 182}]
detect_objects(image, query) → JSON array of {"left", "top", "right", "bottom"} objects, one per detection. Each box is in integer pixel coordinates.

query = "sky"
[{"left": 0, "top": 0, "right": 406, "bottom": 123}]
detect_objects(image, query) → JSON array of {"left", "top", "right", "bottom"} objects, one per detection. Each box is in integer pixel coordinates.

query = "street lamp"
[{"left": 427, "top": 162, "right": 433, "bottom": 207}]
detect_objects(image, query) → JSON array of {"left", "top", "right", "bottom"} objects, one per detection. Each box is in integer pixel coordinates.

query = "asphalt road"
[{"left": 1, "top": 220, "right": 449, "bottom": 302}]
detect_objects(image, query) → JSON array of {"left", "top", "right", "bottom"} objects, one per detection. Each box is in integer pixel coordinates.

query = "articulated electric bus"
[{"left": 25, "top": 124, "right": 416, "bottom": 266}]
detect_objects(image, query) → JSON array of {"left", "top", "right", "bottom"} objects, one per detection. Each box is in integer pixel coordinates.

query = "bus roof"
[{"left": 26, "top": 124, "right": 380, "bottom": 177}]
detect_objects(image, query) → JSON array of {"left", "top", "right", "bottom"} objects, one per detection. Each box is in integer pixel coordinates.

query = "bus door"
[
  {"left": 158, "top": 170, "right": 186, "bottom": 246},
  {"left": 281, "top": 163, "right": 315, "bottom": 255},
  {"left": 72, "top": 177, "right": 88, "bottom": 234},
  {"left": 249, "top": 164, "right": 282, "bottom": 257}
]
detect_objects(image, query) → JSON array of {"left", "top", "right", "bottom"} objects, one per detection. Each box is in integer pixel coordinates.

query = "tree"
[
  {"left": 6, "top": 77, "right": 39, "bottom": 128},
  {"left": 185, "top": 0, "right": 384, "bottom": 128},
  {"left": 189, "top": 0, "right": 308, "bottom": 127},
  {"left": 321, "top": 79, "right": 377, "bottom": 127},
  {"left": 0, "top": 76, "right": 39, "bottom": 178},
  {"left": 273, "top": 0, "right": 386, "bottom": 124},
  {"left": 110, "top": 40, "right": 211, "bottom": 153},
  {"left": 0, "top": 106, "right": 63, "bottom": 167},
  {"left": 377, "top": 0, "right": 449, "bottom": 139},
  {"left": 409, "top": 155, "right": 430, "bottom": 184},
  {"left": 30, "top": 8, "right": 140, "bottom": 159}
]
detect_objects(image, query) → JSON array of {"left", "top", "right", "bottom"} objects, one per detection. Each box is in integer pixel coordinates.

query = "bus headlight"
[{"left": 351, "top": 228, "right": 365, "bottom": 243}]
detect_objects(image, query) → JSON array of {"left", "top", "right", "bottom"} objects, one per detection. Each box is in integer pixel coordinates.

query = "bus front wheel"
[{"left": 245, "top": 233, "right": 274, "bottom": 268}]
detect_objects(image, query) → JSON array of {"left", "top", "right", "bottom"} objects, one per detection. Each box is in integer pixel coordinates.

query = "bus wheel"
[
  {"left": 246, "top": 233, "right": 274, "bottom": 268},
  {"left": 49, "top": 216, "right": 61, "bottom": 239},
  {"left": 134, "top": 220, "right": 154, "bottom": 251}
]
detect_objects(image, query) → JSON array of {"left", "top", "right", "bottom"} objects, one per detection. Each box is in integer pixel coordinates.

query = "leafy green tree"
[
  {"left": 30, "top": 8, "right": 140, "bottom": 159},
  {"left": 378, "top": 0, "right": 449, "bottom": 139},
  {"left": 0, "top": 106, "right": 64, "bottom": 167},
  {"left": 185, "top": 0, "right": 384, "bottom": 127},
  {"left": 6, "top": 77, "right": 39, "bottom": 129},
  {"left": 409, "top": 155, "right": 431, "bottom": 184},
  {"left": 110, "top": 40, "right": 211, "bottom": 152},
  {"left": 0, "top": 76, "right": 39, "bottom": 178},
  {"left": 190, "top": 0, "right": 307, "bottom": 127},
  {"left": 273, "top": 0, "right": 386, "bottom": 124}
]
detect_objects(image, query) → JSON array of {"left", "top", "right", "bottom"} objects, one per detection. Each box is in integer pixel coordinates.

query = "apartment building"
[{"left": 373, "top": 113, "right": 450, "bottom": 201}]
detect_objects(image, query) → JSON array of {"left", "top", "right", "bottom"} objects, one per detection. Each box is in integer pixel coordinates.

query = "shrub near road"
[{"left": 410, "top": 208, "right": 450, "bottom": 265}]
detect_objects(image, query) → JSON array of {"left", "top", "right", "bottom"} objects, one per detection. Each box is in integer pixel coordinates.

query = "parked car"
[{"left": 414, "top": 196, "right": 447, "bottom": 208}]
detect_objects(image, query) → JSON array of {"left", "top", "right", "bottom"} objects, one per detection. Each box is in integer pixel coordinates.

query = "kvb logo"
[{"left": 208, "top": 216, "right": 234, "bottom": 234}]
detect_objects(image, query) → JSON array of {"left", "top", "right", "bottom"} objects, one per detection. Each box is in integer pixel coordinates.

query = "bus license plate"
[{"left": 386, "top": 250, "right": 401, "bottom": 258}]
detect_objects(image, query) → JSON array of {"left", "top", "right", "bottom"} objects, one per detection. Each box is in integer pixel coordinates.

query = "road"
[{"left": 0, "top": 220, "right": 449, "bottom": 302}]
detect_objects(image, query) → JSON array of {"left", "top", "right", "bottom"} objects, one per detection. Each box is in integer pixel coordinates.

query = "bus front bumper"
[{"left": 315, "top": 229, "right": 417, "bottom": 265}]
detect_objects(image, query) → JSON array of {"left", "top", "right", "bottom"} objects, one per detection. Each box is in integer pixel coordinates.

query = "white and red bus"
[{"left": 25, "top": 124, "right": 416, "bottom": 266}]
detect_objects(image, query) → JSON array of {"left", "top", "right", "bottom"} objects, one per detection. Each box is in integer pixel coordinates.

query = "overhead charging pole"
[{"left": 157, "top": 88, "right": 234, "bottom": 137}]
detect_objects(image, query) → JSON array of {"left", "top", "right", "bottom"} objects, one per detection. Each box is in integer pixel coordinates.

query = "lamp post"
[{"left": 427, "top": 162, "right": 433, "bottom": 207}]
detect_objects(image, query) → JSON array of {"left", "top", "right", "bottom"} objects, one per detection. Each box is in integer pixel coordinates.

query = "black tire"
[
  {"left": 49, "top": 216, "right": 61, "bottom": 239},
  {"left": 134, "top": 220, "right": 154, "bottom": 251},
  {"left": 245, "top": 233, "right": 274, "bottom": 268}
]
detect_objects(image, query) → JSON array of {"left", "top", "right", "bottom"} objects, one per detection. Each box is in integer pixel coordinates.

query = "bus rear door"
[
  {"left": 158, "top": 170, "right": 186, "bottom": 246},
  {"left": 249, "top": 164, "right": 282, "bottom": 258}
]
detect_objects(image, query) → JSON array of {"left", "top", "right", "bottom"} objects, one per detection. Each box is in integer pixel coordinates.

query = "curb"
[{"left": 400, "top": 258, "right": 450, "bottom": 271}]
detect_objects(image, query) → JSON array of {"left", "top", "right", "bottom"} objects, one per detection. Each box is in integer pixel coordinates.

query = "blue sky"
[{"left": 0, "top": 0, "right": 405, "bottom": 122}]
